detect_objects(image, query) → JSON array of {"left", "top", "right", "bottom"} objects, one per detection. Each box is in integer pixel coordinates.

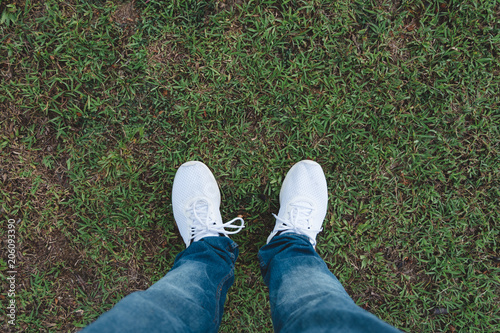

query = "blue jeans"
[{"left": 83, "top": 234, "right": 400, "bottom": 332}]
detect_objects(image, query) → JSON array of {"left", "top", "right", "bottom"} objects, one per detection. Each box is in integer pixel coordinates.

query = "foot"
[
  {"left": 267, "top": 160, "right": 328, "bottom": 247},
  {"left": 172, "top": 161, "right": 244, "bottom": 247}
]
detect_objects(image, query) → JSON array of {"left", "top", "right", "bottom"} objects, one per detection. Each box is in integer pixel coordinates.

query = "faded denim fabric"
[
  {"left": 83, "top": 233, "right": 400, "bottom": 332},
  {"left": 83, "top": 236, "right": 238, "bottom": 333},
  {"left": 259, "top": 233, "right": 401, "bottom": 333}
]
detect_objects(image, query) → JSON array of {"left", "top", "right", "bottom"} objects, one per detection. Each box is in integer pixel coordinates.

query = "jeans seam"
[
  {"left": 258, "top": 253, "right": 266, "bottom": 269},
  {"left": 213, "top": 268, "right": 234, "bottom": 326}
]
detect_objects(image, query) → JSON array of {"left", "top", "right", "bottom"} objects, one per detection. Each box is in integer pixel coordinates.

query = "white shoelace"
[
  {"left": 272, "top": 202, "right": 322, "bottom": 235},
  {"left": 186, "top": 199, "right": 244, "bottom": 243}
]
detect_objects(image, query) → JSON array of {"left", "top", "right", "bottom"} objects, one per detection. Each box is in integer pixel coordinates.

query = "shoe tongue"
[
  {"left": 194, "top": 200, "right": 209, "bottom": 222},
  {"left": 191, "top": 200, "right": 220, "bottom": 242},
  {"left": 290, "top": 201, "right": 313, "bottom": 227}
]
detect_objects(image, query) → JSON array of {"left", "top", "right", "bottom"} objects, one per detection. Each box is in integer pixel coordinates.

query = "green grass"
[{"left": 1, "top": 0, "right": 499, "bottom": 331}]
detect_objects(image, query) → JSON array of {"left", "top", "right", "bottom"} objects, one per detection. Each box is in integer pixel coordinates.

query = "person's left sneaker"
[{"left": 172, "top": 161, "right": 244, "bottom": 247}]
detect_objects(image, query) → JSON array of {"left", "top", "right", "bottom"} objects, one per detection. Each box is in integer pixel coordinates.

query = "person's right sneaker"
[{"left": 267, "top": 160, "right": 328, "bottom": 248}]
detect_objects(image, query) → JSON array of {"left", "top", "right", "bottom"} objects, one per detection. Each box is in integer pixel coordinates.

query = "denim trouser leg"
[
  {"left": 83, "top": 237, "right": 238, "bottom": 333},
  {"left": 259, "top": 233, "right": 400, "bottom": 333}
]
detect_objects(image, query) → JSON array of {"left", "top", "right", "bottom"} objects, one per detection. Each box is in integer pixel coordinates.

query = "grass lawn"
[{"left": 1, "top": 0, "right": 499, "bottom": 331}]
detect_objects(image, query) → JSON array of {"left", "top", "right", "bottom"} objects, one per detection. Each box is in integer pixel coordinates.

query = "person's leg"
[
  {"left": 84, "top": 236, "right": 238, "bottom": 333},
  {"left": 83, "top": 161, "right": 244, "bottom": 333},
  {"left": 259, "top": 233, "right": 400, "bottom": 333},
  {"left": 260, "top": 160, "right": 400, "bottom": 332}
]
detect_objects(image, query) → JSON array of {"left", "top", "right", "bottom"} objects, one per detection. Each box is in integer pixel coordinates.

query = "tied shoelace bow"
[
  {"left": 272, "top": 202, "right": 322, "bottom": 235},
  {"left": 187, "top": 199, "right": 244, "bottom": 242}
]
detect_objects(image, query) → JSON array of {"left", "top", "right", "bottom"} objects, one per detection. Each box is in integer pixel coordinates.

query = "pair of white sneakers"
[{"left": 172, "top": 160, "right": 328, "bottom": 248}]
